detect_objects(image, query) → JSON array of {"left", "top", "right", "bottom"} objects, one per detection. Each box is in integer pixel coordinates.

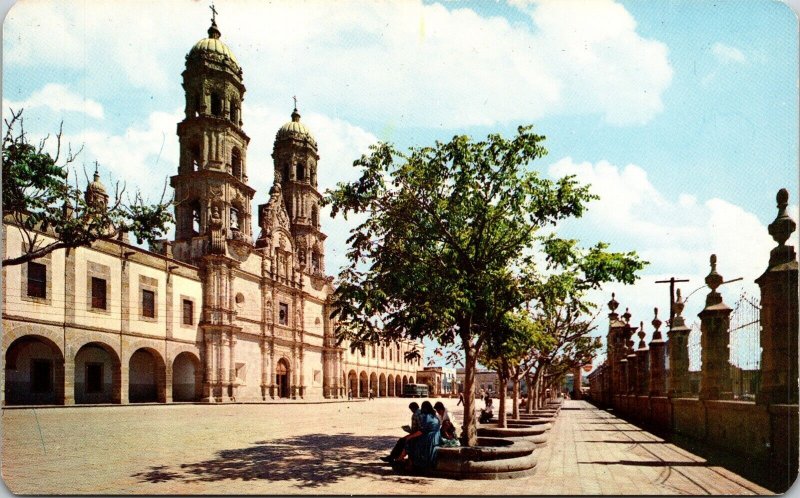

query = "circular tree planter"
[
  {"left": 431, "top": 437, "right": 538, "bottom": 480},
  {"left": 477, "top": 423, "right": 549, "bottom": 446}
]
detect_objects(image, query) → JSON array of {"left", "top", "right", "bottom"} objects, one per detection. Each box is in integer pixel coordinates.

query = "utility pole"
[{"left": 655, "top": 276, "right": 690, "bottom": 328}]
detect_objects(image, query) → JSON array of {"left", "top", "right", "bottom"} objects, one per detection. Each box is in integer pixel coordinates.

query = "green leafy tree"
[
  {"left": 326, "top": 125, "right": 600, "bottom": 446},
  {"left": 2, "top": 109, "right": 173, "bottom": 266}
]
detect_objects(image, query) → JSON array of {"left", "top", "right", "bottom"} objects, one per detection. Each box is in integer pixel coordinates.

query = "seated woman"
[
  {"left": 479, "top": 395, "right": 494, "bottom": 423},
  {"left": 400, "top": 401, "right": 441, "bottom": 471},
  {"left": 434, "top": 401, "right": 459, "bottom": 447}
]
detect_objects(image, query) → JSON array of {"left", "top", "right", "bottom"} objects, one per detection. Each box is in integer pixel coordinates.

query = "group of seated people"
[{"left": 381, "top": 401, "right": 459, "bottom": 472}]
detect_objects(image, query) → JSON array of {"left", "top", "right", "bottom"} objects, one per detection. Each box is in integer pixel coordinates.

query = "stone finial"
[
  {"left": 622, "top": 307, "right": 632, "bottom": 324},
  {"left": 705, "top": 254, "right": 723, "bottom": 292},
  {"left": 769, "top": 188, "right": 796, "bottom": 247},
  {"left": 651, "top": 307, "right": 663, "bottom": 340},
  {"left": 608, "top": 292, "right": 619, "bottom": 314},
  {"left": 637, "top": 321, "right": 647, "bottom": 349},
  {"left": 672, "top": 288, "right": 687, "bottom": 328}
]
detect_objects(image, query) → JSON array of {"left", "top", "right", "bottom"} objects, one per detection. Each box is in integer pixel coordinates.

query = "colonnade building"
[{"left": 1, "top": 17, "right": 421, "bottom": 405}]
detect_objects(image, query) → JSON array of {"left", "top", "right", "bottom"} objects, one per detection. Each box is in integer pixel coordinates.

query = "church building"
[{"left": 1, "top": 15, "right": 422, "bottom": 405}]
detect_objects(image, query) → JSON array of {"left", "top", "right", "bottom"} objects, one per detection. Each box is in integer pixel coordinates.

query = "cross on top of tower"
[
  {"left": 210, "top": 2, "right": 218, "bottom": 23},
  {"left": 293, "top": 95, "right": 298, "bottom": 111}
]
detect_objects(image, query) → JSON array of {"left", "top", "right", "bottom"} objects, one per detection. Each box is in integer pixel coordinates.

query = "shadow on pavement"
[{"left": 132, "top": 433, "right": 432, "bottom": 488}]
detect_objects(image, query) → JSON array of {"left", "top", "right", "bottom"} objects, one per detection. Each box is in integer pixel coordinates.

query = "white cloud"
[
  {"left": 4, "top": 0, "right": 673, "bottom": 127},
  {"left": 712, "top": 42, "right": 746, "bottom": 64},
  {"left": 3, "top": 84, "right": 104, "bottom": 119},
  {"left": 547, "top": 156, "right": 776, "bottom": 346}
]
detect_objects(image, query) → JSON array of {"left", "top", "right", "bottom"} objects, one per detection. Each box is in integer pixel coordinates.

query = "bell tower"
[
  {"left": 271, "top": 105, "right": 327, "bottom": 274},
  {"left": 171, "top": 12, "right": 255, "bottom": 263}
]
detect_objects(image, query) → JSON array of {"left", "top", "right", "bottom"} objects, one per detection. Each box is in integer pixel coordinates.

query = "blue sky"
[{"left": 3, "top": 0, "right": 798, "bottom": 367}]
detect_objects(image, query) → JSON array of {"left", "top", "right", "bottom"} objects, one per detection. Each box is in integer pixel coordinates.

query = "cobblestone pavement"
[{"left": 1, "top": 399, "right": 771, "bottom": 495}]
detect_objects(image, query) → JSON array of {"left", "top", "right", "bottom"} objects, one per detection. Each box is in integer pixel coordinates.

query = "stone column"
[
  {"left": 648, "top": 308, "right": 667, "bottom": 396},
  {"left": 698, "top": 255, "right": 733, "bottom": 401},
  {"left": 757, "top": 189, "right": 799, "bottom": 405},
  {"left": 260, "top": 338, "right": 269, "bottom": 401},
  {"left": 606, "top": 293, "right": 625, "bottom": 396},
  {"left": 635, "top": 322, "right": 650, "bottom": 395},
  {"left": 624, "top": 311, "right": 637, "bottom": 394},
  {"left": 668, "top": 289, "right": 692, "bottom": 397},
  {"left": 227, "top": 332, "right": 237, "bottom": 401},
  {"left": 202, "top": 330, "right": 214, "bottom": 402},
  {"left": 220, "top": 332, "right": 230, "bottom": 401}
]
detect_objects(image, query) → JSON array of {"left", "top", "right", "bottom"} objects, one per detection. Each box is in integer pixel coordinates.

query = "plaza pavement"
[{"left": 1, "top": 399, "right": 773, "bottom": 495}]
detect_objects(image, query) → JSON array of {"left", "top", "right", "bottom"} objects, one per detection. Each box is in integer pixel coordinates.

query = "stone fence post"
[
  {"left": 624, "top": 312, "right": 638, "bottom": 394},
  {"left": 635, "top": 322, "right": 650, "bottom": 395},
  {"left": 648, "top": 308, "right": 666, "bottom": 396},
  {"left": 668, "top": 288, "right": 692, "bottom": 397},
  {"left": 698, "top": 254, "right": 733, "bottom": 401},
  {"left": 757, "top": 189, "right": 799, "bottom": 405}
]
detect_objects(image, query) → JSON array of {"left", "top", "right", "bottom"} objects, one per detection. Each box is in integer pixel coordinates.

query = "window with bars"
[
  {"left": 27, "top": 262, "right": 47, "bottom": 299},
  {"left": 142, "top": 289, "right": 155, "bottom": 318},
  {"left": 91, "top": 277, "right": 107, "bottom": 310}
]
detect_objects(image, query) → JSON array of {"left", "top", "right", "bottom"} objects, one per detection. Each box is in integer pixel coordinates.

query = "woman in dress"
[
  {"left": 404, "top": 401, "right": 441, "bottom": 470},
  {"left": 434, "top": 401, "right": 459, "bottom": 447}
]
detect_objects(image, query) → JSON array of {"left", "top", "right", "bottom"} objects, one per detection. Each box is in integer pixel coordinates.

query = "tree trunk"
[
  {"left": 497, "top": 375, "right": 507, "bottom": 428},
  {"left": 512, "top": 376, "right": 520, "bottom": 420},
  {"left": 534, "top": 374, "right": 541, "bottom": 410},
  {"left": 460, "top": 341, "right": 478, "bottom": 447},
  {"left": 525, "top": 373, "right": 533, "bottom": 413}
]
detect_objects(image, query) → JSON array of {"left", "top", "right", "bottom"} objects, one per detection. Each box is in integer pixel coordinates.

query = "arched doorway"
[
  {"left": 129, "top": 348, "right": 166, "bottom": 403},
  {"left": 409, "top": 376, "right": 415, "bottom": 384},
  {"left": 74, "top": 342, "right": 121, "bottom": 404},
  {"left": 172, "top": 352, "right": 201, "bottom": 401},
  {"left": 348, "top": 370, "right": 357, "bottom": 397},
  {"left": 369, "top": 372, "right": 378, "bottom": 397},
  {"left": 387, "top": 374, "right": 395, "bottom": 397},
  {"left": 359, "top": 371, "right": 368, "bottom": 398},
  {"left": 379, "top": 373, "right": 386, "bottom": 397},
  {"left": 5, "top": 335, "right": 64, "bottom": 405},
  {"left": 276, "top": 358, "right": 290, "bottom": 398},
  {"left": 395, "top": 376, "right": 402, "bottom": 397}
]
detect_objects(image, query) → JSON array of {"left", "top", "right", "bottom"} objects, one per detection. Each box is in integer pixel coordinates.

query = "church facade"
[{"left": 1, "top": 18, "right": 421, "bottom": 405}]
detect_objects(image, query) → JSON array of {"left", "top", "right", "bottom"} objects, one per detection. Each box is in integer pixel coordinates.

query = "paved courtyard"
[{"left": 1, "top": 399, "right": 771, "bottom": 495}]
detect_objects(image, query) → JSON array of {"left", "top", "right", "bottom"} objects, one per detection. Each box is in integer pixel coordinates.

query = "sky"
[{"left": 3, "top": 0, "right": 798, "bottom": 369}]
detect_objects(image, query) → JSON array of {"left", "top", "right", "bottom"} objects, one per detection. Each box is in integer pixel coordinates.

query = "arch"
[
  {"left": 395, "top": 376, "right": 402, "bottom": 397},
  {"left": 359, "top": 371, "right": 368, "bottom": 399},
  {"left": 172, "top": 352, "right": 201, "bottom": 402},
  {"left": 296, "top": 161, "right": 305, "bottom": 181},
  {"left": 379, "top": 373, "right": 386, "bottom": 397},
  {"left": 283, "top": 163, "right": 291, "bottom": 182},
  {"left": 211, "top": 92, "right": 223, "bottom": 117},
  {"left": 231, "top": 148, "right": 242, "bottom": 179},
  {"left": 276, "top": 358, "right": 291, "bottom": 398},
  {"left": 387, "top": 374, "right": 395, "bottom": 397},
  {"left": 409, "top": 376, "right": 415, "bottom": 384},
  {"left": 369, "top": 372, "right": 378, "bottom": 397},
  {"left": 189, "top": 199, "right": 202, "bottom": 235},
  {"left": 229, "top": 99, "right": 239, "bottom": 123},
  {"left": 74, "top": 342, "right": 121, "bottom": 404},
  {"left": 347, "top": 370, "right": 358, "bottom": 398},
  {"left": 190, "top": 142, "right": 201, "bottom": 171},
  {"left": 402, "top": 375, "right": 408, "bottom": 395},
  {"left": 5, "top": 335, "right": 65, "bottom": 405},
  {"left": 128, "top": 347, "right": 166, "bottom": 403}
]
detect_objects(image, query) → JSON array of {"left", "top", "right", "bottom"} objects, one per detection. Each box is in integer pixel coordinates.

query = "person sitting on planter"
[
  {"left": 479, "top": 395, "right": 494, "bottom": 423},
  {"left": 401, "top": 401, "right": 441, "bottom": 471},
  {"left": 380, "top": 402, "right": 420, "bottom": 463},
  {"left": 434, "top": 401, "right": 459, "bottom": 447}
]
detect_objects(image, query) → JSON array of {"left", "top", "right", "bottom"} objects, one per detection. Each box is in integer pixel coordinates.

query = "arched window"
[
  {"left": 211, "top": 93, "right": 223, "bottom": 117},
  {"left": 230, "top": 207, "right": 240, "bottom": 230},
  {"left": 231, "top": 148, "right": 242, "bottom": 179},
  {"left": 296, "top": 162, "right": 305, "bottom": 181},
  {"left": 190, "top": 143, "right": 201, "bottom": 171},
  {"left": 229, "top": 100, "right": 238, "bottom": 123},
  {"left": 311, "top": 252, "right": 320, "bottom": 272},
  {"left": 283, "top": 163, "right": 290, "bottom": 182},
  {"left": 311, "top": 205, "right": 319, "bottom": 227},
  {"left": 189, "top": 200, "right": 201, "bottom": 235}
]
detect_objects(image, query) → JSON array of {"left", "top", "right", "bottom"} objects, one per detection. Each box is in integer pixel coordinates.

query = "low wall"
[{"left": 591, "top": 395, "right": 798, "bottom": 491}]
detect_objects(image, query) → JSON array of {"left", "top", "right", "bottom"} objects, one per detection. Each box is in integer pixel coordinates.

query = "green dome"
[
  {"left": 276, "top": 109, "right": 316, "bottom": 144},
  {"left": 188, "top": 22, "right": 239, "bottom": 68}
]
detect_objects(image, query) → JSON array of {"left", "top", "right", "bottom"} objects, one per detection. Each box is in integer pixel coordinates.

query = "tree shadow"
[{"left": 132, "top": 433, "right": 432, "bottom": 488}]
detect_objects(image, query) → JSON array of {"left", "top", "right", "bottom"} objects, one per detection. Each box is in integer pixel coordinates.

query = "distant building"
[{"left": 416, "top": 366, "right": 457, "bottom": 396}]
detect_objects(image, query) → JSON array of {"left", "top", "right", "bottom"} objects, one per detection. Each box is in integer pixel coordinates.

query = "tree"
[
  {"left": 326, "top": 125, "right": 600, "bottom": 446},
  {"left": 523, "top": 235, "right": 644, "bottom": 411},
  {"left": 2, "top": 109, "right": 173, "bottom": 266}
]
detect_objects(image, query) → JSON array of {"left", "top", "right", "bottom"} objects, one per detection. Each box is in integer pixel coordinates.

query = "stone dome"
[
  {"left": 276, "top": 108, "right": 316, "bottom": 145},
  {"left": 188, "top": 22, "right": 239, "bottom": 68},
  {"left": 86, "top": 171, "right": 107, "bottom": 197}
]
